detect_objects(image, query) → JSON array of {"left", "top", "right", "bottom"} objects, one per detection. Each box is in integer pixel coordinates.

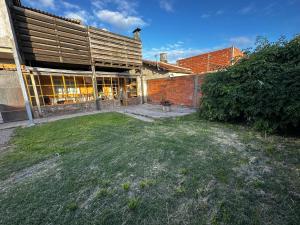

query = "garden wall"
[
  {"left": 147, "top": 75, "right": 205, "bottom": 107},
  {"left": 32, "top": 101, "right": 97, "bottom": 118}
]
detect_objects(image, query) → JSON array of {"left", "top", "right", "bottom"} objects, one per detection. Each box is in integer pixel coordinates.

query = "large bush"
[{"left": 199, "top": 36, "right": 300, "bottom": 133}]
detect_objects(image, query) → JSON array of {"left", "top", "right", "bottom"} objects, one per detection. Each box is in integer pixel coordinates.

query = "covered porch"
[{"left": 22, "top": 68, "right": 142, "bottom": 117}]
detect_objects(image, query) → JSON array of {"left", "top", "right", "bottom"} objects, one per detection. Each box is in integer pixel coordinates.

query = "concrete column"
[
  {"left": 0, "top": 112, "right": 3, "bottom": 123},
  {"left": 3, "top": 0, "right": 34, "bottom": 124}
]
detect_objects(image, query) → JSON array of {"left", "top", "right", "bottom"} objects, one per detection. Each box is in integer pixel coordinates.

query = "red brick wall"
[
  {"left": 147, "top": 75, "right": 205, "bottom": 107},
  {"left": 177, "top": 47, "right": 243, "bottom": 74}
]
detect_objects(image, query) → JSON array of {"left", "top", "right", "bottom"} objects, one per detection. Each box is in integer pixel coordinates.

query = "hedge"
[{"left": 199, "top": 36, "right": 300, "bottom": 134}]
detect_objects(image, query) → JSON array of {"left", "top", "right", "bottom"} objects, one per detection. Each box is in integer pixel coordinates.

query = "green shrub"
[{"left": 199, "top": 35, "right": 300, "bottom": 134}]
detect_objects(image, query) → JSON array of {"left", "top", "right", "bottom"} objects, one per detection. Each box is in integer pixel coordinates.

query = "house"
[
  {"left": 142, "top": 53, "right": 193, "bottom": 79},
  {"left": 177, "top": 47, "right": 244, "bottom": 74},
  {"left": 0, "top": 0, "right": 142, "bottom": 122},
  {"left": 130, "top": 53, "right": 193, "bottom": 103}
]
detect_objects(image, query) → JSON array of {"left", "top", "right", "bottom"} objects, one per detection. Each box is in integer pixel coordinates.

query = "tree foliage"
[{"left": 199, "top": 35, "right": 300, "bottom": 133}]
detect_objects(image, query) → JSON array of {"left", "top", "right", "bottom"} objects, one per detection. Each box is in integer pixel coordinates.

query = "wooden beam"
[
  {"left": 29, "top": 70, "right": 42, "bottom": 115},
  {"left": 90, "top": 45, "right": 141, "bottom": 58},
  {"left": 13, "top": 6, "right": 55, "bottom": 23},
  {"left": 15, "top": 15, "right": 56, "bottom": 29},
  {"left": 89, "top": 33, "right": 142, "bottom": 49},
  {"left": 91, "top": 64, "right": 99, "bottom": 110}
]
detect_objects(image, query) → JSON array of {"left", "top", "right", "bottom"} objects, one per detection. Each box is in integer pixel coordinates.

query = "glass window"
[
  {"left": 126, "top": 78, "right": 137, "bottom": 98},
  {"left": 25, "top": 74, "right": 95, "bottom": 106},
  {"left": 112, "top": 78, "right": 119, "bottom": 99},
  {"left": 103, "top": 77, "right": 113, "bottom": 100}
]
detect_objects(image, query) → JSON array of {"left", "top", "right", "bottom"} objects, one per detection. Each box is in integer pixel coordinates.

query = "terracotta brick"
[
  {"left": 177, "top": 47, "right": 243, "bottom": 74},
  {"left": 147, "top": 75, "right": 206, "bottom": 107}
]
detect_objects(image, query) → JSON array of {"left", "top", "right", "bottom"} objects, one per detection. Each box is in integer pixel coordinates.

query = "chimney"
[
  {"left": 133, "top": 28, "right": 141, "bottom": 40},
  {"left": 160, "top": 53, "right": 168, "bottom": 63}
]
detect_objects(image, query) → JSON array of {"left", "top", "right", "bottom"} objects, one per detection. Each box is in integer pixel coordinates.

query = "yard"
[{"left": 0, "top": 113, "right": 299, "bottom": 225}]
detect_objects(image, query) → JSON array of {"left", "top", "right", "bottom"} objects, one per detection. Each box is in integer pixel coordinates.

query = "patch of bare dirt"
[
  {"left": 79, "top": 187, "right": 101, "bottom": 209},
  {"left": 211, "top": 127, "right": 246, "bottom": 153},
  {"left": 0, "top": 156, "right": 60, "bottom": 192},
  {"left": 0, "top": 128, "right": 15, "bottom": 154}
]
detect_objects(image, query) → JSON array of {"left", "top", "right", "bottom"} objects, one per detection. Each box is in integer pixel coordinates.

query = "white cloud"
[
  {"left": 201, "top": 10, "right": 224, "bottom": 19},
  {"left": 143, "top": 41, "right": 223, "bottom": 63},
  {"left": 160, "top": 0, "right": 174, "bottom": 12},
  {"left": 239, "top": 4, "right": 256, "bottom": 15},
  {"left": 229, "top": 36, "right": 255, "bottom": 48},
  {"left": 95, "top": 10, "right": 146, "bottom": 30},
  {"left": 144, "top": 37, "right": 254, "bottom": 63},
  {"left": 263, "top": 3, "right": 277, "bottom": 15},
  {"left": 115, "top": 0, "right": 138, "bottom": 15},
  {"left": 23, "top": 0, "right": 55, "bottom": 9},
  {"left": 91, "top": 0, "right": 146, "bottom": 31},
  {"left": 64, "top": 10, "right": 89, "bottom": 23},
  {"left": 61, "top": 1, "right": 80, "bottom": 10},
  {"left": 144, "top": 48, "right": 209, "bottom": 63},
  {"left": 216, "top": 10, "right": 224, "bottom": 15},
  {"left": 288, "top": 0, "right": 298, "bottom": 5},
  {"left": 201, "top": 13, "right": 210, "bottom": 19},
  {"left": 92, "top": 0, "right": 138, "bottom": 15}
]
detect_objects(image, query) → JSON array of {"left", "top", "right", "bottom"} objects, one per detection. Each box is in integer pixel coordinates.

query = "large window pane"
[
  {"left": 26, "top": 74, "right": 96, "bottom": 106},
  {"left": 126, "top": 78, "right": 137, "bottom": 98}
]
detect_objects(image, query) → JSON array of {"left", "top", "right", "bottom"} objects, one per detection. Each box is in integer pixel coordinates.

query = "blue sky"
[{"left": 23, "top": 0, "right": 300, "bottom": 62}]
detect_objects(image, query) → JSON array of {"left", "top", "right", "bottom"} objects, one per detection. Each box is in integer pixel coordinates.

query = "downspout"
[
  {"left": 231, "top": 45, "right": 235, "bottom": 65},
  {"left": 207, "top": 54, "right": 210, "bottom": 72},
  {"left": 5, "top": 0, "right": 34, "bottom": 125},
  {"left": 139, "top": 73, "right": 144, "bottom": 104}
]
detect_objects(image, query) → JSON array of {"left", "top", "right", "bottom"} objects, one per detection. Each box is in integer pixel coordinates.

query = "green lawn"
[{"left": 0, "top": 113, "right": 299, "bottom": 225}]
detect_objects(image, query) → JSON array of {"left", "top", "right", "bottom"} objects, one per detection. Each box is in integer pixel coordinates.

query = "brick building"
[{"left": 177, "top": 47, "right": 244, "bottom": 74}]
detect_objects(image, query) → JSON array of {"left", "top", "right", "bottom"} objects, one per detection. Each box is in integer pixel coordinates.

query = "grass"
[
  {"left": 0, "top": 112, "right": 299, "bottom": 225},
  {"left": 122, "top": 182, "right": 131, "bottom": 191},
  {"left": 128, "top": 197, "right": 139, "bottom": 210}
]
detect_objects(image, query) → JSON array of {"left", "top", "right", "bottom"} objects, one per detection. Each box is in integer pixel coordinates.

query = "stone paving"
[
  {"left": 0, "top": 104, "right": 196, "bottom": 130},
  {"left": 119, "top": 103, "right": 196, "bottom": 119}
]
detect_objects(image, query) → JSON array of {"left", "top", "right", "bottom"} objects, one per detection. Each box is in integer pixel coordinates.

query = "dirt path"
[{"left": 0, "top": 128, "right": 15, "bottom": 154}]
